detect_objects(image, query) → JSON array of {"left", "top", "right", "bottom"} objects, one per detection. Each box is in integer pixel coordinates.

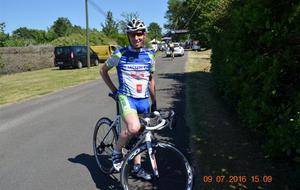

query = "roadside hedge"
[
  {"left": 210, "top": 0, "right": 300, "bottom": 160},
  {"left": 0, "top": 31, "right": 121, "bottom": 75},
  {"left": 0, "top": 45, "right": 54, "bottom": 74}
]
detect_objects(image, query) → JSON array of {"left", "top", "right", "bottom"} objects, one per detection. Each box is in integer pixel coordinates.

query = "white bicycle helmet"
[{"left": 126, "top": 18, "right": 146, "bottom": 33}]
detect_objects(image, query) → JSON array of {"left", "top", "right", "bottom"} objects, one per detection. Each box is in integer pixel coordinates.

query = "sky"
[{"left": 0, "top": 0, "right": 169, "bottom": 34}]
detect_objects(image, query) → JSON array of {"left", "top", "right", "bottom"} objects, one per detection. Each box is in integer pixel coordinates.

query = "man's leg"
[
  {"left": 119, "top": 113, "right": 151, "bottom": 180},
  {"left": 172, "top": 50, "right": 175, "bottom": 59},
  {"left": 121, "top": 112, "right": 142, "bottom": 166},
  {"left": 112, "top": 95, "right": 151, "bottom": 179},
  {"left": 130, "top": 98, "right": 152, "bottom": 180},
  {"left": 115, "top": 112, "right": 140, "bottom": 152},
  {"left": 112, "top": 113, "right": 140, "bottom": 171},
  {"left": 112, "top": 95, "right": 139, "bottom": 171},
  {"left": 116, "top": 94, "right": 141, "bottom": 152}
]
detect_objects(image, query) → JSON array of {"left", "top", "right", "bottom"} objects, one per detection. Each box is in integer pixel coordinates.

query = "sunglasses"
[{"left": 128, "top": 32, "right": 145, "bottom": 37}]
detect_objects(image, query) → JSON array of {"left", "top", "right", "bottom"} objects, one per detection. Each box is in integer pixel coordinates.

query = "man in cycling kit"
[
  {"left": 100, "top": 18, "right": 156, "bottom": 180},
  {"left": 168, "top": 42, "right": 175, "bottom": 58}
]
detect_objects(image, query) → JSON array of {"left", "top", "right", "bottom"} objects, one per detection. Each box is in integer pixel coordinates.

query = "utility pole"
[{"left": 85, "top": 0, "right": 90, "bottom": 68}]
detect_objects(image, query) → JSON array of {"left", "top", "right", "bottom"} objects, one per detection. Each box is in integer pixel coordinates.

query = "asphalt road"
[{"left": 0, "top": 53, "right": 190, "bottom": 190}]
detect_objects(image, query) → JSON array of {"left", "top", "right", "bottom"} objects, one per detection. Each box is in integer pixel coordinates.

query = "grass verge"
[
  {"left": 185, "top": 49, "right": 211, "bottom": 131},
  {"left": 0, "top": 51, "right": 162, "bottom": 106},
  {"left": 185, "top": 50, "right": 212, "bottom": 188},
  {"left": 0, "top": 66, "right": 108, "bottom": 105}
]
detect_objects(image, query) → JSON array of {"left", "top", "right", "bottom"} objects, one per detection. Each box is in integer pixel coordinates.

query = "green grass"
[
  {"left": 186, "top": 51, "right": 211, "bottom": 142},
  {"left": 0, "top": 50, "right": 161, "bottom": 106},
  {"left": 186, "top": 51, "right": 209, "bottom": 125},
  {"left": 186, "top": 50, "right": 212, "bottom": 129},
  {"left": 185, "top": 50, "right": 212, "bottom": 188},
  {"left": 0, "top": 66, "right": 104, "bottom": 105}
]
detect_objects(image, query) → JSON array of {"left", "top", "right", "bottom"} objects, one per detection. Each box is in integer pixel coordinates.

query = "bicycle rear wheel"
[
  {"left": 120, "top": 142, "right": 193, "bottom": 190},
  {"left": 93, "top": 117, "right": 118, "bottom": 174}
]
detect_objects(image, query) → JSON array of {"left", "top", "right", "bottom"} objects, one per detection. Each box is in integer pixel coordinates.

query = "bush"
[
  {"left": 0, "top": 54, "right": 3, "bottom": 71},
  {"left": 0, "top": 45, "right": 54, "bottom": 74},
  {"left": 210, "top": 0, "right": 300, "bottom": 160},
  {"left": 50, "top": 31, "right": 117, "bottom": 46}
]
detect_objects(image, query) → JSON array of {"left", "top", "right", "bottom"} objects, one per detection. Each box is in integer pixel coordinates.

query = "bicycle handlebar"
[
  {"left": 140, "top": 110, "right": 175, "bottom": 131},
  {"left": 144, "top": 118, "right": 167, "bottom": 131},
  {"left": 108, "top": 92, "right": 175, "bottom": 130}
]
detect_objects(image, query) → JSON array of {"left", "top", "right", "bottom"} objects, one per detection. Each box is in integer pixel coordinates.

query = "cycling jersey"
[{"left": 105, "top": 46, "right": 155, "bottom": 98}]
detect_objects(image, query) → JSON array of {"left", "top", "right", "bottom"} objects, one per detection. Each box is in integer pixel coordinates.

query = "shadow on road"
[
  {"left": 68, "top": 153, "right": 122, "bottom": 190},
  {"left": 156, "top": 72, "right": 192, "bottom": 160},
  {"left": 157, "top": 69, "right": 298, "bottom": 189}
]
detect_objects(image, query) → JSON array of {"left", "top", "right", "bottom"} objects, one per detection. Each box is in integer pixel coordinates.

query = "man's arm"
[
  {"left": 149, "top": 73, "right": 157, "bottom": 111},
  {"left": 100, "top": 64, "right": 117, "bottom": 93}
]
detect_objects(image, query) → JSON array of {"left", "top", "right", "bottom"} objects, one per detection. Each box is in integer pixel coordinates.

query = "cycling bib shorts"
[{"left": 118, "top": 94, "right": 150, "bottom": 117}]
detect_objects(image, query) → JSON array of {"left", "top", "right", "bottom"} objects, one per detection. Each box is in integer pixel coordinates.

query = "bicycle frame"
[
  {"left": 145, "top": 131, "right": 159, "bottom": 177},
  {"left": 94, "top": 99, "right": 193, "bottom": 188},
  {"left": 110, "top": 97, "right": 161, "bottom": 178},
  {"left": 110, "top": 114, "right": 122, "bottom": 136},
  {"left": 125, "top": 128, "right": 159, "bottom": 178},
  {"left": 111, "top": 98, "right": 122, "bottom": 136}
]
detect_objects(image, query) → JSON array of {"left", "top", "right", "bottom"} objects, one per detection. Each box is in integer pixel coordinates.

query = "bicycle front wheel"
[
  {"left": 120, "top": 142, "right": 193, "bottom": 190},
  {"left": 93, "top": 117, "right": 118, "bottom": 174}
]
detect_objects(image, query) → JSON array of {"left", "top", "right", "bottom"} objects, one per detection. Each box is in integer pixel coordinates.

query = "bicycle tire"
[
  {"left": 93, "top": 117, "right": 118, "bottom": 174},
  {"left": 120, "top": 142, "right": 193, "bottom": 190}
]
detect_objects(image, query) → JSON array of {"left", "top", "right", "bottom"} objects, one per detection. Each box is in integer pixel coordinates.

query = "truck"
[{"left": 90, "top": 45, "right": 120, "bottom": 62}]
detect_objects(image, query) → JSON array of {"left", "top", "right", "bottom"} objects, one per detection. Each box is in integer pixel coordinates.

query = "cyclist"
[
  {"left": 168, "top": 41, "right": 175, "bottom": 59},
  {"left": 100, "top": 18, "right": 156, "bottom": 180}
]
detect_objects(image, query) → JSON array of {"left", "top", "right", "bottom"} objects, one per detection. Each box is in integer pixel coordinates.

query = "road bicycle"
[{"left": 93, "top": 94, "right": 194, "bottom": 190}]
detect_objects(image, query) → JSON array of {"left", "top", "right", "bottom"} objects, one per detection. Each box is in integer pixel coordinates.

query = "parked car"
[
  {"left": 90, "top": 45, "right": 120, "bottom": 62},
  {"left": 165, "top": 42, "right": 185, "bottom": 57},
  {"left": 54, "top": 45, "right": 99, "bottom": 69}
]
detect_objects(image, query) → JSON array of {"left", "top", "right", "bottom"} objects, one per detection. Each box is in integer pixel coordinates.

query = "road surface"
[{"left": 0, "top": 53, "right": 190, "bottom": 190}]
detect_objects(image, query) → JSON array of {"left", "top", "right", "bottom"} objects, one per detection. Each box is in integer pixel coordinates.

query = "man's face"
[{"left": 127, "top": 31, "right": 146, "bottom": 49}]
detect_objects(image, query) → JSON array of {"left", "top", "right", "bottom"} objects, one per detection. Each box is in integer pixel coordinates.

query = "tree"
[
  {"left": 12, "top": 27, "right": 32, "bottom": 38},
  {"left": 113, "top": 33, "right": 128, "bottom": 46},
  {"left": 50, "top": 17, "right": 73, "bottom": 38},
  {"left": 147, "top": 22, "right": 162, "bottom": 40},
  {"left": 185, "top": 0, "right": 232, "bottom": 41},
  {"left": 71, "top": 25, "right": 85, "bottom": 34},
  {"left": 101, "top": 11, "right": 118, "bottom": 36},
  {"left": 165, "top": 0, "right": 232, "bottom": 45},
  {"left": 12, "top": 27, "right": 46, "bottom": 42},
  {"left": 0, "top": 22, "right": 9, "bottom": 47},
  {"left": 164, "top": 0, "right": 187, "bottom": 31}
]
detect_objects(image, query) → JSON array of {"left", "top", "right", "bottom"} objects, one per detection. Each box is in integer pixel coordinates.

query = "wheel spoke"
[
  {"left": 121, "top": 142, "right": 193, "bottom": 190},
  {"left": 93, "top": 118, "right": 117, "bottom": 174}
]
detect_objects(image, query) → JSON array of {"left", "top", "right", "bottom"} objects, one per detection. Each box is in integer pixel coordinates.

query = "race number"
[{"left": 136, "top": 84, "right": 142, "bottom": 93}]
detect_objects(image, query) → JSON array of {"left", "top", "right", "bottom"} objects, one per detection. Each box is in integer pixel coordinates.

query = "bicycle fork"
[{"left": 145, "top": 131, "right": 159, "bottom": 178}]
